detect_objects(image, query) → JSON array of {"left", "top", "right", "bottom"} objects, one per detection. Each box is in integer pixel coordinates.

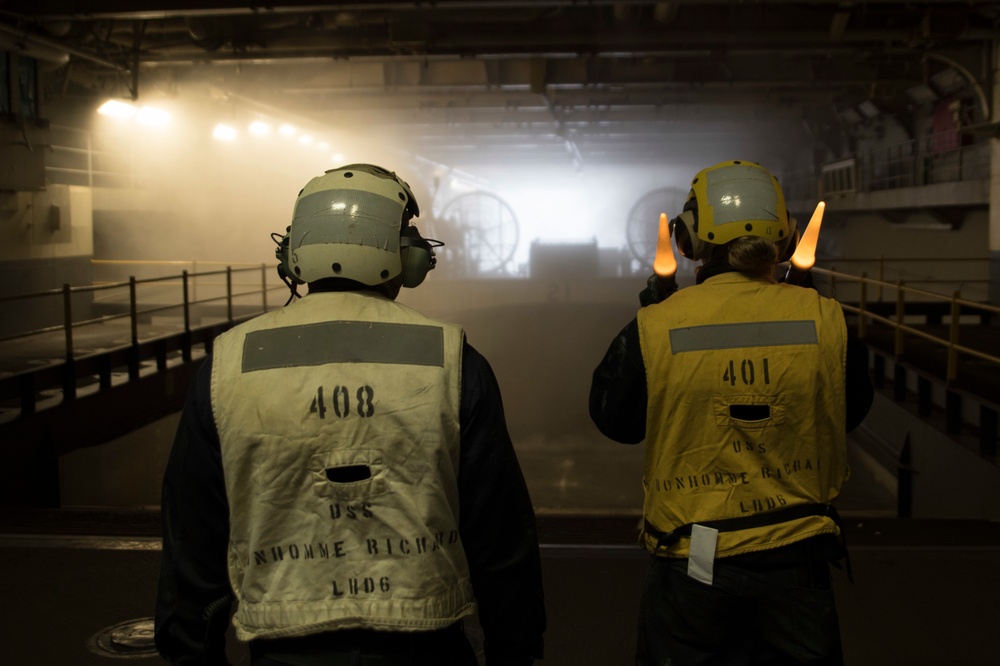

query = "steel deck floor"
[{"left": 1, "top": 510, "right": 999, "bottom": 665}]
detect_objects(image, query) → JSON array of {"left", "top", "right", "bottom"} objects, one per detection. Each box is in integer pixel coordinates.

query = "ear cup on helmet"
[
  {"left": 399, "top": 225, "right": 439, "bottom": 288},
  {"left": 274, "top": 227, "right": 305, "bottom": 284},
  {"left": 401, "top": 244, "right": 432, "bottom": 288},
  {"left": 670, "top": 212, "right": 696, "bottom": 260},
  {"left": 776, "top": 217, "right": 800, "bottom": 264}
]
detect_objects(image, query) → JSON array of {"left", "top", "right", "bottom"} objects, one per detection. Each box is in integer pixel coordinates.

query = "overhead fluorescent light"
[
  {"left": 136, "top": 106, "right": 170, "bottom": 127},
  {"left": 97, "top": 99, "right": 137, "bottom": 119},
  {"left": 213, "top": 124, "right": 238, "bottom": 141},
  {"left": 248, "top": 121, "right": 271, "bottom": 136}
]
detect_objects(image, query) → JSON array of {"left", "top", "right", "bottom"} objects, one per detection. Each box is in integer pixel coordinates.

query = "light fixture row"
[
  {"left": 97, "top": 99, "right": 171, "bottom": 127},
  {"left": 97, "top": 99, "right": 344, "bottom": 162}
]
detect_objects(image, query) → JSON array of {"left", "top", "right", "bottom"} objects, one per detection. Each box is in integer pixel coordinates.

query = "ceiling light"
[
  {"left": 97, "top": 99, "right": 137, "bottom": 119},
  {"left": 136, "top": 106, "right": 170, "bottom": 127},
  {"left": 278, "top": 124, "right": 297, "bottom": 138},
  {"left": 213, "top": 124, "right": 238, "bottom": 141},
  {"left": 298, "top": 134, "right": 313, "bottom": 146},
  {"left": 249, "top": 121, "right": 271, "bottom": 136}
]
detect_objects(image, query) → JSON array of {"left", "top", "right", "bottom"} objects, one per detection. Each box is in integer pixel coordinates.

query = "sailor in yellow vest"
[
  {"left": 590, "top": 161, "right": 873, "bottom": 665},
  {"left": 156, "top": 164, "right": 545, "bottom": 666}
]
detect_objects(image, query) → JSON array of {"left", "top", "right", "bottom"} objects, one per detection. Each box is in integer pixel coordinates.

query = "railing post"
[
  {"left": 62, "top": 283, "right": 76, "bottom": 400},
  {"left": 182, "top": 270, "right": 191, "bottom": 333},
  {"left": 981, "top": 406, "right": 998, "bottom": 458},
  {"left": 897, "top": 433, "right": 914, "bottom": 518},
  {"left": 877, "top": 255, "right": 885, "bottom": 302},
  {"left": 947, "top": 290, "right": 960, "bottom": 382},
  {"left": 192, "top": 260, "right": 198, "bottom": 307},
  {"left": 62, "top": 283, "right": 73, "bottom": 362},
  {"left": 858, "top": 272, "right": 868, "bottom": 338},
  {"left": 182, "top": 269, "right": 192, "bottom": 362},
  {"left": 227, "top": 266, "right": 233, "bottom": 323},
  {"left": 84, "top": 131, "right": 94, "bottom": 187},
  {"left": 918, "top": 377, "right": 932, "bottom": 416},
  {"left": 261, "top": 263, "right": 268, "bottom": 312},
  {"left": 873, "top": 353, "right": 886, "bottom": 389},
  {"left": 946, "top": 390, "right": 962, "bottom": 434},
  {"left": 894, "top": 280, "right": 905, "bottom": 356},
  {"left": 129, "top": 276, "right": 140, "bottom": 380}
]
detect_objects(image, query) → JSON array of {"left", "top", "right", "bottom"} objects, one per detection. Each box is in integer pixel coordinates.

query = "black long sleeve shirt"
[{"left": 155, "top": 341, "right": 546, "bottom": 665}]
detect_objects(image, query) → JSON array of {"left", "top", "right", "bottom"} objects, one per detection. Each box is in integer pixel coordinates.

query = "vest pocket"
[
  {"left": 713, "top": 395, "right": 785, "bottom": 428},
  {"left": 310, "top": 447, "right": 387, "bottom": 500}
]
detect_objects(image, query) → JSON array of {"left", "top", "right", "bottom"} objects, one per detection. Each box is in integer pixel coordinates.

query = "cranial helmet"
[
  {"left": 276, "top": 163, "right": 439, "bottom": 289},
  {"left": 671, "top": 160, "right": 797, "bottom": 262}
]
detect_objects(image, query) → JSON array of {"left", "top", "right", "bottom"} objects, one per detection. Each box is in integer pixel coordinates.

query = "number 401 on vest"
[{"left": 722, "top": 359, "right": 770, "bottom": 386}]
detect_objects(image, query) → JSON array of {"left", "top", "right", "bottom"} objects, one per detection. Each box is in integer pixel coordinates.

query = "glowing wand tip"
[
  {"left": 653, "top": 212, "right": 678, "bottom": 278},
  {"left": 790, "top": 201, "right": 825, "bottom": 272}
]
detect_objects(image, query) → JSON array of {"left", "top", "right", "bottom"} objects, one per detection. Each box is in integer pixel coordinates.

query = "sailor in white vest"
[
  {"left": 156, "top": 164, "right": 546, "bottom": 666},
  {"left": 590, "top": 161, "right": 873, "bottom": 666}
]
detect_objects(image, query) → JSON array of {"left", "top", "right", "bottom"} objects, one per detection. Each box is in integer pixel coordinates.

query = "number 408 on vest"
[{"left": 309, "top": 385, "right": 377, "bottom": 419}]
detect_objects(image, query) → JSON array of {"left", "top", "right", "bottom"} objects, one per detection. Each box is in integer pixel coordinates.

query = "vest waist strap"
[{"left": 645, "top": 502, "right": 843, "bottom": 553}]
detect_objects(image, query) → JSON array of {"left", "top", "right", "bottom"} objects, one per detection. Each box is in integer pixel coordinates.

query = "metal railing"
[
  {"left": 1, "top": 263, "right": 278, "bottom": 348},
  {"left": 815, "top": 256, "right": 991, "bottom": 303},
  {"left": 810, "top": 264, "right": 999, "bottom": 458},
  {"left": 1, "top": 261, "right": 996, "bottom": 436},
  {"left": 0, "top": 263, "right": 285, "bottom": 415},
  {"left": 814, "top": 266, "right": 1000, "bottom": 380},
  {"left": 783, "top": 130, "right": 990, "bottom": 201}
]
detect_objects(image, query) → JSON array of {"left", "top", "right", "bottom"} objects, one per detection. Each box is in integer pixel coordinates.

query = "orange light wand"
[
  {"left": 653, "top": 213, "right": 678, "bottom": 278},
  {"left": 639, "top": 212, "right": 679, "bottom": 307},
  {"left": 784, "top": 201, "right": 825, "bottom": 285}
]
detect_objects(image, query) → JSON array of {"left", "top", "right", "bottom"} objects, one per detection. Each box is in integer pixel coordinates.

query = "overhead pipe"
[
  {"left": 0, "top": 21, "right": 123, "bottom": 69},
  {"left": 0, "top": 29, "right": 69, "bottom": 65},
  {"left": 23, "top": 1, "right": 983, "bottom": 22}
]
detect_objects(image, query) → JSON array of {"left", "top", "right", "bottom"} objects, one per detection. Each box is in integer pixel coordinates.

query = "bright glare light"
[
  {"left": 248, "top": 121, "right": 271, "bottom": 136},
  {"left": 213, "top": 124, "right": 238, "bottom": 141},
  {"left": 278, "top": 124, "right": 297, "bottom": 138},
  {"left": 136, "top": 106, "right": 170, "bottom": 127},
  {"left": 298, "top": 134, "right": 314, "bottom": 146},
  {"left": 97, "top": 99, "right": 137, "bottom": 119},
  {"left": 331, "top": 153, "right": 345, "bottom": 163}
]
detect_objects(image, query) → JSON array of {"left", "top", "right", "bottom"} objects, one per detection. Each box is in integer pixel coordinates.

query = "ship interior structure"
[{"left": 1, "top": 1, "right": 1000, "bottom": 664}]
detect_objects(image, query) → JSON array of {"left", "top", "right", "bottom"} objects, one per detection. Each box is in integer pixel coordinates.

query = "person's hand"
[{"left": 638, "top": 274, "right": 678, "bottom": 307}]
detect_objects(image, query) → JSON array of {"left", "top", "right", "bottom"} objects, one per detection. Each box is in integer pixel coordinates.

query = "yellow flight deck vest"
[
  {"left": 636, "top": 272, "right": 849, "bottom": 558},
  {"left": 211, "top": 290, "right": 475, "bottom": 640}
]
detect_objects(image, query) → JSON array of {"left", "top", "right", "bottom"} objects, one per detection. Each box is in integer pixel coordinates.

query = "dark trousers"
[{"left": 636, "top": 556, "right": 844, "bottom": 666}]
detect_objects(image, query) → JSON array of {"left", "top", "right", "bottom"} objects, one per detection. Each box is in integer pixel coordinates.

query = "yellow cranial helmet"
[{"left": 673, "top": 160, "right": 793, "bottom": 261}]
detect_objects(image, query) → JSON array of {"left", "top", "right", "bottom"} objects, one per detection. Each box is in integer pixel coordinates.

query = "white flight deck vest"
[
  {"left": 636, "top": 272, "right": 849, "bottom": 558},
  {"left": 211, "top": 291, "right": 475, "bottom": 640}
]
